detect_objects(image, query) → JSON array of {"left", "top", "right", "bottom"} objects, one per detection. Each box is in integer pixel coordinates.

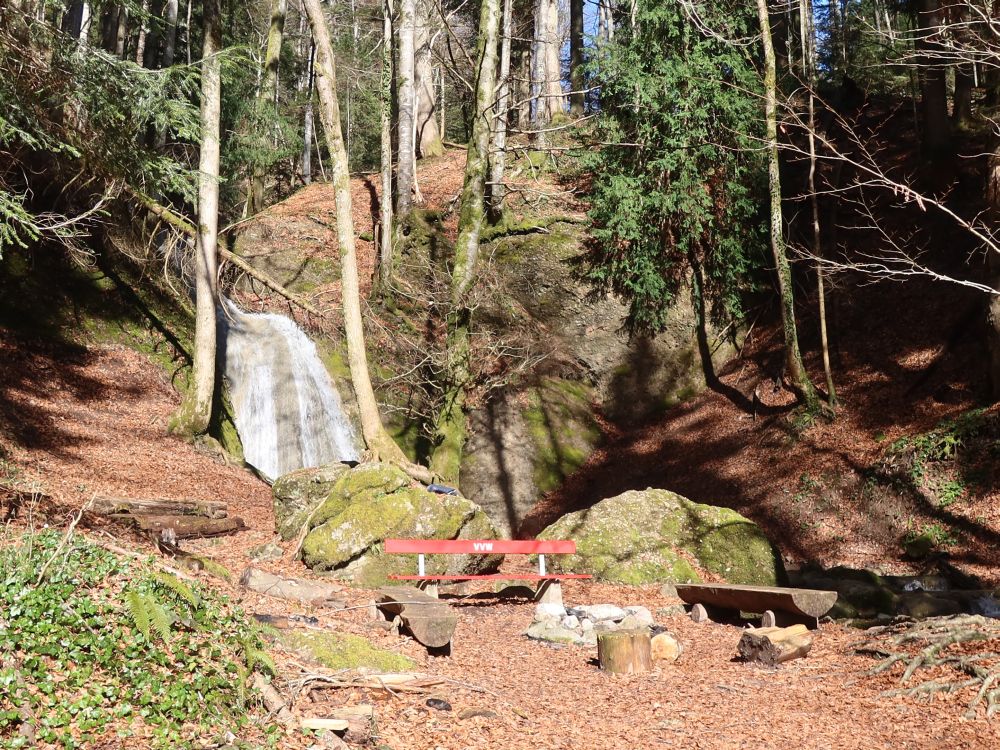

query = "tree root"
[{"left": 859, "top": 615, "right": 1000, "bottom": 718}]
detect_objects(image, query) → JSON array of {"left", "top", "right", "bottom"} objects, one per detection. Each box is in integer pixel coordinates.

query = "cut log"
[
  {"left": 650, "top": 631, "right": 682, "bottom": 663},
  {"left": 675, "top": 583, "right": 837, "bottom": 628},
  {"left": 241, "top": 567, "right": 345, "bottom": 607},
  {"left": 597, "top": 628, "right": 652, "bottom": 674},
  {"left": 300, "top": 718, "right": 350, "bottom": 731},
  {"left": 376, "top": 586, "right": 459, "bottom": 649},
  {"left": 737, "top": 624, "right": 813, "bottom": 666},
  {"left": 91, "top": 496, "right": 228, "bottom": 519},
  {"left": 132, "top": 514, "right": 245, "bottom": 538}
]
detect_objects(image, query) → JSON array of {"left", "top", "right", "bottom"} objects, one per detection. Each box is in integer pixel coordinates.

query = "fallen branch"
[
  {"left": 252, "top": 674, "right": 297, "bottom": 728},
  {"left": 131, "top": 190, "right": 326, "bottom": 318},
  {"left": 240, "top": 566, "right": 345, "bottom": 607},
  {"left": 90, "top": 496, "right": 228, "bottom": 519}
]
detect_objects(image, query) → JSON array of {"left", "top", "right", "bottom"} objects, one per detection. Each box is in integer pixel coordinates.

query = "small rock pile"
[{"left": 526, "top": 602, "right": 681, "bottom": 661}]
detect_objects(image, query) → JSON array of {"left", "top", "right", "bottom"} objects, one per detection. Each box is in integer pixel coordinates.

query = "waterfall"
[{"left": 219, "top": 299, "right": 361, "bottom": 480}]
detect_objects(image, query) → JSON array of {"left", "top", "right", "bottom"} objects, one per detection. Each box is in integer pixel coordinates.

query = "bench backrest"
[{"left": 384, "top": 539, "right": 576, "bottom": 555}]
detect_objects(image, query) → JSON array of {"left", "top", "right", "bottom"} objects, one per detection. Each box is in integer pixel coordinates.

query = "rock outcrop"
[
  {"left": 284, "top": 462, "right": 501, "bottom": 587},
  {"left": 537, "top": 488, "right": 783, "bottom": 585}
]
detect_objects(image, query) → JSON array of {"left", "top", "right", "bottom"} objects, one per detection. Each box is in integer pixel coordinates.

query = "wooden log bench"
[
  {"left": 674, "top": 583, "right": 837, "bottom": 629},
  {"left": 384, "top": 538, "right": 590, "bottom": 606}
]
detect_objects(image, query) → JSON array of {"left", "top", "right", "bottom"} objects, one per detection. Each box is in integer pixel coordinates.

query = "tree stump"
[
  {"left": 737, "top": 624, "right": 813, "bottom": 666},
  {"left": 597, "top": 628, "right": 652, "bottom": 674}
]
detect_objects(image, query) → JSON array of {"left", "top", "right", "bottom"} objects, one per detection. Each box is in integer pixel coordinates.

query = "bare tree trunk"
[
  {"left": 488, "top": 0, "right": 513, "bottom": 222},
  {"left": 170, "top": 0, "right": 221, "bottom": 438},
  {"left": 162, "top": 0, "right": 178, "bottom": 66},
  {"left": 396, "top": 0, "right": 416, "bottom": 214},
  {"left": 415, "top": 0, "right": 443, "bottom": 157},
  {"left": 184, "top": 0, "right": 191, "bottom": 63},
  {"left": 115, "top": 5, "right": 127, "bottom": 57},
  {"left": 135, "top": 0, "right": 150, "bottom": 65},
  {"left": 569, "top": 0, "right": 584, "bottom": 116},
  {"left": 533, "top": 0, "right": 564, "bottom": 126},
  {"left": 986, "top": 143, "right": 1000, "bottom": 399},
  {"left": 301, "top": 0, "right": 413, "bottom": 467},
  {"left": 916, "top": 0, "right": 950, "bottom": 153},
  {"left": 301, "top": 40, "right": 316, "bottom": 184},
  {"left": 429, "top": 0, "right": 501, "bottom": 482},
  {"left": 755, "top": 0, "right": 818, "bottom": 407},
  {"left": 380, "top": 0, "right": 395, "bottom": 285},
  {"left": 249, "top": 0, "right": 288, "bottom": 214},
  {"left": 803, "top": 0, "right": 835, "bottom": 407}
]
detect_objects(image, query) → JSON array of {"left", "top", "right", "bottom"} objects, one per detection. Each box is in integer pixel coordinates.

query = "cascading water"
[{"left": 218, "top": 299, "right": 361, "bottom": 480}]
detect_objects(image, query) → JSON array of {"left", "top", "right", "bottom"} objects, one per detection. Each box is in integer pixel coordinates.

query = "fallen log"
[
  {"left": 91, "top": 496, "right": 228, "bottom": 519},
  {"left": 376, "top": 586, "right": 458, "bottom": 649},
  {"left": 597, "top": 628, "right": 652, "bottom": 674},
  {"left": 241, "top": 567, "right": 345, "bottom": 607},
  {"left": 737, "top": 624, "right": 813, "bottom": 666},
  {"left": 132, "top": 514, "right": 246, "bottom": 538}
]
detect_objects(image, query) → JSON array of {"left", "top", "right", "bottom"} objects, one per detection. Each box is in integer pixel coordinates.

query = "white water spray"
[{"left": 219, "top": 300, "right": 361, "bottom": 480}]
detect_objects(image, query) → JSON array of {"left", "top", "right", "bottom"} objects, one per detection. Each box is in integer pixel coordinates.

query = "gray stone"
[
  {"left": 618, "top": 614, "right": 652, "bottom": 631},
  {"left": 249, "top": 541, "right": 284, "bottom": 561},
  {"left": 580, "top": 618, "right": 594, "bottom": 632},
  {"left": 571, "top": 604, "right": 627, "bottom": 622},
  {"left": 656, "top": 604, "right": 687, "bottom": 618},
  {"left": 525, "top": 621, "right": 584, "bottom": 645},
  {"left": 624, "top": 605, "right": 654, "bottom": 626},
  {"left": 561, "top": 614, "right": 580, "bottom": 629},
  {"left": 538, "top": 488, "right": 784, "bottom": 586},
  {"left": 579, "top": 630, "right": 598, "bottom": 647},
  {"left": 659, "top": 583, "right": 678, "bottom": 598},
  {"left": 534, "top": 603, "right": 566, "bottom": 621},
  {"left": 272, "top": 463, "right": 351, "bottom": 540}
]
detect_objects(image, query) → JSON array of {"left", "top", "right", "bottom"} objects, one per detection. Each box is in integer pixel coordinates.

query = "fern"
[
  {"left": 151, "top": 571, "right": 200, "bottom": 607},
  {"left": 125, "top": 589, "right": 151, "bottom": 641},
  {"left": 242, "top": 639, "right": 276, "bottom": 676},
  {"left": 124, "top": 589, "right": 173, "bottom": 645}
]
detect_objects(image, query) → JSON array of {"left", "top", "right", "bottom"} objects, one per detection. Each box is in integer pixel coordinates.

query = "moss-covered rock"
[
  {"left": 537, "top": 489, "right": 783, "bottom": 585},
  {"left": 298, "top": 464, "right": 501, "bottom": 587},
  {"left": 280, "top": 630, "right": 416, "bottom": 672},
  {"left": 272, "top": 462, "right": 351, "bottom": 540}
]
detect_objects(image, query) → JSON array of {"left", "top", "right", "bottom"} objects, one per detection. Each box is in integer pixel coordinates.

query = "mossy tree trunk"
[
  {"left": 302, "top": 0, "right": 412, "bottom": 468},
  {"left": 171, "top": 0, "right": 221, "bottom": 438},
  {"left": 428, "top": 0, "right": 501, "bottom": 483},
  {"left": 248, "top": 0, "right": 286, "bottom": 214},
  {"left": 755, "top": 0, "right": 819, "bottom": 409}
]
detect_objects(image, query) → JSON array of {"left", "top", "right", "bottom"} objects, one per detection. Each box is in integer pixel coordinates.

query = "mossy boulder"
[
  {"left": 272, "top": 462, "right": 352, "bottom": 540},
  {"left": 280, "top": 630, "right": 415, "bottom": 672},
  {"left": 537, "top": 489, "right": 783, "bottom": 585},
  {"left": 299, "top": 463, "right": 501, "bottom": 587}
]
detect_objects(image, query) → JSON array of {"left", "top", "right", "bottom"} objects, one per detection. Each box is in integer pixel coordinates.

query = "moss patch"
[
  {"left": 280, "top": 630, "right": 415, "bottom": 672},
  {"left": 524, "top": 377, "right": 601, "bottom": 494}
]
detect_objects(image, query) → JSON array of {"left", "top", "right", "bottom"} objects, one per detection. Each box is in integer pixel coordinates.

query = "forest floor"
[{"left": 2, "top": 146, "right": 1000, "bottom": 746}]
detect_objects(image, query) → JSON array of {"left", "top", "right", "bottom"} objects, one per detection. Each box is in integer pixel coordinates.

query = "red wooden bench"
[{"left": 384, "top": 538, "right": 590, "bottom": 604}]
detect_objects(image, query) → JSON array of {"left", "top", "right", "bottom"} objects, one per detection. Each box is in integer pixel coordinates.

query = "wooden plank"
[
  {"left": 376, "top": 586, "right": 458, "bottom": 649},
  {"left": 91, "top": 496, "right": 228, "bottom": 519},
  {"left": 133, "top": 514, "right": 245, "bottom": 538},
  {"left": 384, "top": 538, "right": 576, "bottom": 554},
  {"left": 674, "top": 583, "right": 837, "bottom": 619}
]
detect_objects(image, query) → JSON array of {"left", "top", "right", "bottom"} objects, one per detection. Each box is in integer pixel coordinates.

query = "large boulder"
[
  {"left": 298, "top": 462, "right": 502, "bottom": 587},
  {"left": 537, "top": 489, "right": 784, "bottom": 586},
  {"left": 272, "top": 462, "right": 352, "bottom": 540}
]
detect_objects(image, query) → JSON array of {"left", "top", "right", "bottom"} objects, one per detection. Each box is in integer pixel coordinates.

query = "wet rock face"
[
  {"left": 538, "top": 488, "right": 784, "bottom": 586},
  {"left": 290, "top": 462, "right": 502, "bottom": 587}
]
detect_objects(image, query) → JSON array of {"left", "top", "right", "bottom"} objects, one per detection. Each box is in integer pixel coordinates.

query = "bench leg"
[
  {"left": 534, "top": 580, "right": 562, "bottom": 606},
  {"left": 417, "top": 580, "right": 439, "bottom": 599}
]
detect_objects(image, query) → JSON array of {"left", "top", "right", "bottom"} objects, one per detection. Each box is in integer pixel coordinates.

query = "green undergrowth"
[{"left": 0, "top": 532, "right": 275, "bottom": 749}]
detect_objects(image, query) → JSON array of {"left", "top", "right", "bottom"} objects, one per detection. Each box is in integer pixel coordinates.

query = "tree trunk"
[
  {"left": 511, "top": 0, "right": 533, "bottom": 129},
  {"left": 135, "top": 0, "right": 150, "bottom": 65},
  {"left": 755, "top": 0, "right": 818, "bottom": 408},
  {"left": 488, "top": 0, "right": 513, "bottom": 221},
  {"left": 161, "top": 0, "right": 178, "bottom": 67},
  {"left": 737, "top": 624, "right": 813, "bottom": 665},
  {"left": 415, "top": 0, "right": 443, "bottom": 158},
  {"left": 380, "top": 0, "right": 395, "bottom": 284},
  {"left": 396, "top": 0, "right": 417, "bottom": 214},
  {"left": 249, "top": 0, "right": 287, "bottom": 215},
  {"left": 953, "top": 64, "right": 974, "bottom": 128},
  {"left": 115, "top": 5, "right": 128, "bottom": 57},
  {"left": 916, "top": 0, "right": 950, "bottom": 153},
  {"left": 142, "top": 0, "right": 163, "bottom": 69},
  {"left": 170, "top": 0, "right": 221, "bottom": 438},
  {"left": 301, "top": 41, "right": 316, "bottom": 185},
  {"left": 986, "top": 143, "right": 1000, "bottom": 399},
  {"left": 302, "top": 0, "right": 411, "bottom": 466},
  {"left": 429, "top": 0, "right": 501, "bottom": 483},
  {"left": 532, "top": 0, "right": 564, "bottom": 127},
  {"left": 569, "top": 0, "right": 584, "bottom": 115},
  {"left": 803, "top": 0, "right": 835, "bottom": 407}
]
